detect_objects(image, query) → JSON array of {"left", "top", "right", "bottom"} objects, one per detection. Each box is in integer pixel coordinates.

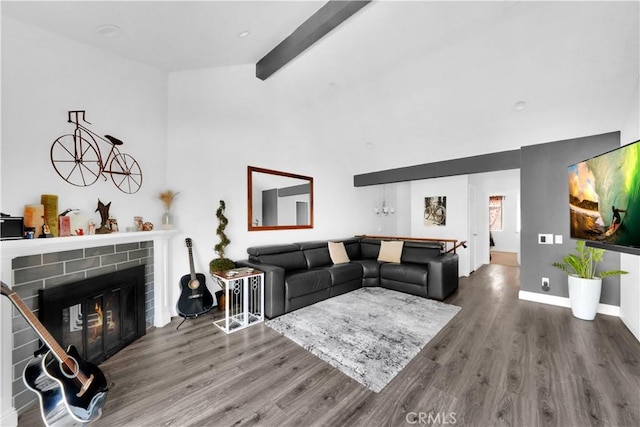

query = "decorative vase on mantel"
[
  {"left": 158, "top": 190, "right": 178, "bottom": 230},
  {"left": 161, "top": 209, "right": 174, "bottom": 230}
]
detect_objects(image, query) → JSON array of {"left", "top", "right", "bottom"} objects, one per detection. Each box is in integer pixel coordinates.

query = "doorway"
[
  {"left": 468, "top": 170, "right": 521, "bottom": 270},
  {"left": 489, "top": 194, "right": 520, "bottom": 267}
]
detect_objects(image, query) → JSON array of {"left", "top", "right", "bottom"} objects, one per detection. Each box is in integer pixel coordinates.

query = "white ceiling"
[
  {"left": 1, "top": 1, "right": 326, "bottom": 71},
  {"left": 3, "top": 1, "right": 638, "bottom": 85},
  {"left": 2, "top": 0, "right": 638, "bottom": 153}
]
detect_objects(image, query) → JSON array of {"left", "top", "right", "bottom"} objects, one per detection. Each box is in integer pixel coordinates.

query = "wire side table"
[{"left": 210, "top": 268, "right": 264, "bottom": 334}]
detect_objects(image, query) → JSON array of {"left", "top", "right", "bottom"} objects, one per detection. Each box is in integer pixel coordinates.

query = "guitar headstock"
[
  {"left": 185, "top": 238, "right": 192, "bottom": 248},
  {"left": 1, "top": 281, "right": 13, "bottom": 297}
]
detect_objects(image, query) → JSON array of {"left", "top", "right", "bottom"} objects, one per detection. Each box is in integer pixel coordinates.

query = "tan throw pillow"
[
  {"left": 328, "top": 241, "right": 350, "bottom": 264},
  {"left": 378, "top": 240, "right": 404, "bottom": 263}
]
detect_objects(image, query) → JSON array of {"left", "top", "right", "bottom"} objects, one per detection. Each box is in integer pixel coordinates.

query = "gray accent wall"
[
  {"left": 520, "top": 131, "right": 621, "bottom": 303},
  {"left": 354, "top": 149, "right": 521, "bottom": 186},
  {"left": 354, "top": 130, "right": 623, "bottom": 305}
]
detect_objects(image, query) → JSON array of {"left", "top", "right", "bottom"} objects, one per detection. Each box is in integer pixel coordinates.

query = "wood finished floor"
[{"left": 18, "top": 264, "right": 640, "bottom": 427}]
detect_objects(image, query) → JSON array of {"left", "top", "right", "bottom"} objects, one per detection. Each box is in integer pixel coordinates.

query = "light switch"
[
  {"left": 538, "top": 233, "right": 553, "bottom": 244},
  {"left": 555, "top": 235, "right": 563, "bottom": 244}
]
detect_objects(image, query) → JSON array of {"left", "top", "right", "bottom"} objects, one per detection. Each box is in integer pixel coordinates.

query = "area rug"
[
  {"left": 266, "top": 287, "right": 461, "bottom": 392},
  {"left": 490, "top": 251, "right": 520, "bottom": 267}
]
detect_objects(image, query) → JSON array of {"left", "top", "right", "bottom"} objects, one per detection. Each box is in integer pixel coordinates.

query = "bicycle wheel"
[
  {"left": 434, "top": 206, "right": 446, "bottom": 225},
  {"left": 109, "top": 153, "right": 142, "bottom": 194},
  {"left": 50, "top": 134, "right": 101, "bottom": 187}
]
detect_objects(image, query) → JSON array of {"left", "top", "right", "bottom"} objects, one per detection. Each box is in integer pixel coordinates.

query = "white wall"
[
  {"left": 0, "top": 17, "right": 168, "bottom": 424},
  {"left": 166, "top": 64, "right": 381, "bottom": 309},
  {"left": 409, "top": 176, "right": 470, "bottom": 276},
  {"left": 619, "top": 78, "right": 640, "bottom": 341},
  {"left": 1, "top": 16, "right": 169, "bottom": 228}
]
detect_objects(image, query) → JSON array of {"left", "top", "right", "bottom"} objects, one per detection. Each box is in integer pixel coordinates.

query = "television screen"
[{"left": 568, "top": 140, "right": 640, "bottom": 254}]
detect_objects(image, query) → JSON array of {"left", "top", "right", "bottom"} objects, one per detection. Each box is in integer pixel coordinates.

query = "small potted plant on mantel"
[
  {"left": 553, "top": 240, "right": 627, "bottom": 320},
  {"left": 209, "top": 200, "right": 235, "bottom": 309}
]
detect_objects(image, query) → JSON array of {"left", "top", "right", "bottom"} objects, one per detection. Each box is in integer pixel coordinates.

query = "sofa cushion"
[
  {"left": 380, "top": 262, "right": 428, "bottom": 286},
  {"left": 254, "top": 251, "right": 307, "bottom": 271},
  {"left": 350, "top": 259, "right": 380, "bottom": 279},
  {"left": 343, "top": 239, "right": 362, "bottom": 260},
  {"left": 360, "top": 238, "right": 381, "bottom": 259},
  {"left": 247, "top": 243, "right": 308, "bottom": 271},
  {"left": 296, "top": 240, "right": 332, "bottom": 268},
  {"left": 296, "top": 240, "right": 329, "bottom": 250},
  {"left": 303, "top": 247, "right": 332, "bottom": 268},
  {"left": 247, "top": 243, "right": 300, "bottom": 256},
  {"left": 285, "top": 269, "right": 331, "bottom": 298},
  {"left": 326, "top": 262, "right": 362, "bottom": 285},
  {"left": 328, "top": 241, "right": 350, "bottom": 264},
  {"left": 378, "top": 241, "right": 404, "bottom": 263},
  {"left": 401, "top": 241, "right": 443, "bottom": 264},
  {"left": 287, "top": 290, "right": 331, "bottom": 312}
]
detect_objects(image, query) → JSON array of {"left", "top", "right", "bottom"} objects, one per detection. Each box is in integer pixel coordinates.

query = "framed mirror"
[{"left": 248, "top": 166, "right": 314, "bottom": 231}]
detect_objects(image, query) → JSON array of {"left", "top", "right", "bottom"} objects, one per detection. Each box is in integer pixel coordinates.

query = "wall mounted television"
[{"left": 567, "top": 139, "right": 640, "bottom": 255}]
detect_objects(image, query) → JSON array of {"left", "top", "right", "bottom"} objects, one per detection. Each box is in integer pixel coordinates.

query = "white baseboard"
[
  {"left": 1, "top": 406, "right": 18, "bottom": 427},
  {"left": 518, "top": 290, "right": 620, "bottom": 317}
]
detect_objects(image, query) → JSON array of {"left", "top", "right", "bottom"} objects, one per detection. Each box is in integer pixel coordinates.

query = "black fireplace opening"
[{"left": 39, "top": 265, "right": 146, "bottom": 365}]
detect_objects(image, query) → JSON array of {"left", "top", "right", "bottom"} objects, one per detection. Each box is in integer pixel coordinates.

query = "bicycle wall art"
[
  {"left": 50, "top": 110, "right": 143, "bottom": 194},
  {"left": 424, "top": 196, "right": 447, "bottom": 226}
]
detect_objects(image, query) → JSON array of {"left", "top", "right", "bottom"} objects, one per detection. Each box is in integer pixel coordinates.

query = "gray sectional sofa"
[{"left": 236, "top": 237, "right": 459, "bottom": 319}]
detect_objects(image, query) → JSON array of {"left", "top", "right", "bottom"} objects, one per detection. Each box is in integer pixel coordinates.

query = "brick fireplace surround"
[{"left": 0, "top": 230, "right": 177, "bottom": 426}]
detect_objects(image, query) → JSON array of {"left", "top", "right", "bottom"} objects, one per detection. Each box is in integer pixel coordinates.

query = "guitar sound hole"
[
  {"left": 60, "top": 356, "right": 80, "bottom": 379},
  {"left": 188, "top": 280, "right": 200, "bottom": 290}
]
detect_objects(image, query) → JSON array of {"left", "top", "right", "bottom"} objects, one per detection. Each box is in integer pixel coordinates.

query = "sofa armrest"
[
  {"left": 427, "top": 253, "right": 459, "bottom": 300},
  {"left": 235, "top": 259, "right": 286, "bottom": 319}
]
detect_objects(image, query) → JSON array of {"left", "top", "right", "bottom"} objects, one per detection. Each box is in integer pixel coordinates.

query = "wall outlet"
[{"left": 541, "top": 277, "right": 550, "bottom": 292}]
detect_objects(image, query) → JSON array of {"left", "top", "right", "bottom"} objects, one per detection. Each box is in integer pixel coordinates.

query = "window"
[{"left": 489, "top": 195, "right": 504, "bottom": 231}]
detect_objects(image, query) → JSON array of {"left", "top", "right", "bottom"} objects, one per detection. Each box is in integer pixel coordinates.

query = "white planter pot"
[{"left": 568, "top": 275, "right": 602, "bottom": 320}]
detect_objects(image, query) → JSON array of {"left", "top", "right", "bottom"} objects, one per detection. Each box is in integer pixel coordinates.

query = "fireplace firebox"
[{"left": 39, "top": 266, "right": 146, "bottom": 365}]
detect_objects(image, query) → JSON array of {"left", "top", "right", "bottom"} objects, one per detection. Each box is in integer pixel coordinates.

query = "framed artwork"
[{"left": 424, "top": 196, "right": 446, "bottom": 226}]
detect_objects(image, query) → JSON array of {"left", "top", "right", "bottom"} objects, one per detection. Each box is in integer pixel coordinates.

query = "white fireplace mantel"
[
  {"left": 0, "top": 230, "right": 178, "bottom": 427},
  {"left": 1, "top": 229, "right": 176, "bottom": 259}
]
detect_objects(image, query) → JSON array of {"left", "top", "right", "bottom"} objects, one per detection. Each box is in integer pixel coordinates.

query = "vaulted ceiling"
[
  {"left": 3, "top": 1, "right": 638, "bottom": 159},
  {"left": 1, "top": 1, "right": 327, "bottom": 71}
]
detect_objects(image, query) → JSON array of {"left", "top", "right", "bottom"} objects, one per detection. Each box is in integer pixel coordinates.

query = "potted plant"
[
  {"left": 210, "top": 200, "right": 235, "bottom": 310},
  {"left": 553, "top": 240, "right": 627, "bottom": 320}
]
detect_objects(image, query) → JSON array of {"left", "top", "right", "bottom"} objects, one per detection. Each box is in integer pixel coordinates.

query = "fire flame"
[{"left": 93, "top": 302, "right": 103, "bottom": 339}]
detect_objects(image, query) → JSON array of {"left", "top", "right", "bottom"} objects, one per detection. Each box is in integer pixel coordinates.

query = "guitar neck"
[
  {"left": 5, "top": 288, "right": 70, "bottom": 364},
  {"left": 188, "top": 247, "right": 197, "bottom": 281}
]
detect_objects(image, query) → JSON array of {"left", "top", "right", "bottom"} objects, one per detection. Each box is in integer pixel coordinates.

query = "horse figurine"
[{"left": 95, "top": 199, "right": 112, "bottom": 234}]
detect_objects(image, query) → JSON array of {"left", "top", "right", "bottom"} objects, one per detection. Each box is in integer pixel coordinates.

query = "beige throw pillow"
[
  {"left": 328, "top": 241, "right": 350, "bottom": 264},
  {"left": 378, "top": 240, "right": 404, "bottom": 263}
]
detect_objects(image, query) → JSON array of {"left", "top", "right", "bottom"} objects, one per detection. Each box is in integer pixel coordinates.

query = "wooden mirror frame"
[{"left": 248, "top": 166, "right": 314, "bottom": 231}]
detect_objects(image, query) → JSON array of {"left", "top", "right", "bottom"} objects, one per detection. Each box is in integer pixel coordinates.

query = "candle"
[
  {"left": 41, "top": 194, "right": 59, "bottom": 237},
  {"left": 24, "top": 204, "right": 45, "bottom": 238}
]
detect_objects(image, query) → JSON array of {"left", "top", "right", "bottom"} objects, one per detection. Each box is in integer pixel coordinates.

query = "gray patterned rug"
[{"left": 266, "top": 287, "right": 461, "bottom": 392}]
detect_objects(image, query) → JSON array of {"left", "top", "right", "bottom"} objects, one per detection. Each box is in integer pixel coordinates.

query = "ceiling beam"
[{"left": 256, "top": 1, "right": 371, "bottom": 81}]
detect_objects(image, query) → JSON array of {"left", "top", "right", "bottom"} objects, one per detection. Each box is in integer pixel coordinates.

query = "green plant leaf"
[{"left": 553, "top": 240, "right": 627, "bottom": 279}]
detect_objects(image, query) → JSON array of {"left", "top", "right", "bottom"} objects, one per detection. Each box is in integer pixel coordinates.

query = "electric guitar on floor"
[
  {"left": 177, "top": 238, "right": 214, "bottom": 319},
  {"left": 1, "top": 282, "right": 108, "bottom": 426}
]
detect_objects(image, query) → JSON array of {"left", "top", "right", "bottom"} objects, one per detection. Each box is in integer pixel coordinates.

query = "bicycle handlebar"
[{"left": 67, "top": 110, "right": 92, "bottom": 125}]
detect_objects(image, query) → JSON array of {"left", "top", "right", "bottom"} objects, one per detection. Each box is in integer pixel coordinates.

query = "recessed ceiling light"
[
  {"left": 514, "top": 101, "right": 527, "bottom": 111},
  {"left": 238, "top": 30, "right": 251, "bottom": 39},
  {"left": 95, "top": 24, "right": 122, "bottom": 38}
]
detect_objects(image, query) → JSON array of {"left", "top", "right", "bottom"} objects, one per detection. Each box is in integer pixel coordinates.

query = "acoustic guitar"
[
  {"left": 176, "top": 238, "right": 214, "bottom": 318},
  {"left": 1, "top": 282, "right": 108, "bottom": 426}
]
